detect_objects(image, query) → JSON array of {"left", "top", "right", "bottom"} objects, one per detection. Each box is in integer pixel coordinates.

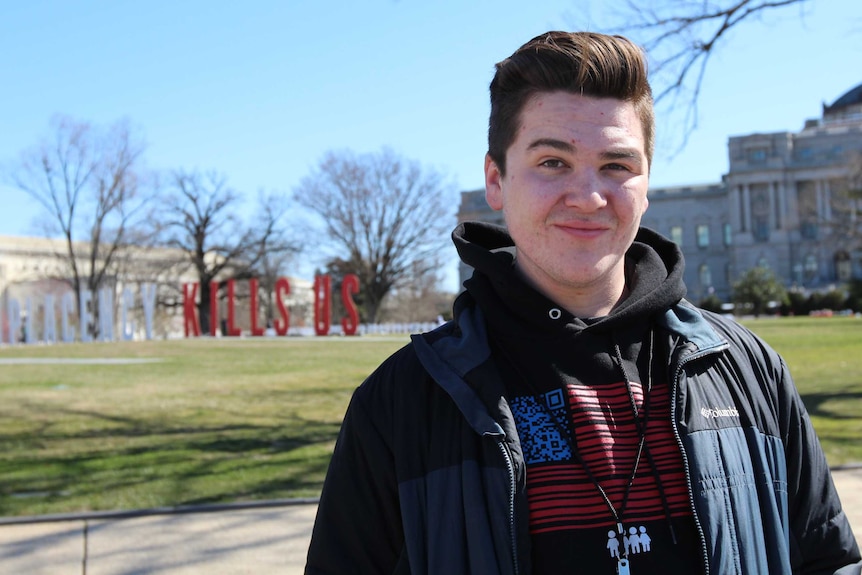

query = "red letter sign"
[
  {"left": 249, "top": 278, "right": 265, "bottom": 336},
  {"left": 341, "top": 274, "right": 360, "bottom": 336},
  {"left": 209, "top": 281, "right": 219, "bottom": 336},
  {"left": 313, "top": 275, "right": 331, "bottom": 336},
  {"left": 225, "top": 279, "right": 241, "bottom": 336},
  {"left": 183, "top": 283, "right": 201, "bottom": 337},
  {"left": 274, "top": 277, "right": 291, "bottom": 336}
]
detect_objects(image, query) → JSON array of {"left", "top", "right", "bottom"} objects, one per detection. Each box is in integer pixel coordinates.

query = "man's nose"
[{"left": 562, "top": 169, "right": 607, "bottom": 211}]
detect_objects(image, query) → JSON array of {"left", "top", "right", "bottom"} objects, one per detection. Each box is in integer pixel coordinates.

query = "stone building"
[
  {"left": 0, "top": 235, "right": 314, "bottom": 343},
  {"left": 457, "top": 83, "right": 862, "bottom": 302}
]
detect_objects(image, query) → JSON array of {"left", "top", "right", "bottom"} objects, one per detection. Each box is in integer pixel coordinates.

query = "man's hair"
[{"left": 488, "top": 31, "right": 654, "bottom": 175}]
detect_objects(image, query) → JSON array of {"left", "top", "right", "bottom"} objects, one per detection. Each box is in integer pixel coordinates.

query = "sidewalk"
[
  {"left": 834, "top": 466, "right": 862, "bottom": 545},
  {"left": 2, "top": 468, "right": 861, "bottom": 574},
  {"left": 0, "top": 502, "right": 317, "bottom": 575}
]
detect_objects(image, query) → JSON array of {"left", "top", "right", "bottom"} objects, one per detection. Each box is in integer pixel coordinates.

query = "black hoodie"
[{"left": 452, "top": 221, "right": 703, "bottom": 574}]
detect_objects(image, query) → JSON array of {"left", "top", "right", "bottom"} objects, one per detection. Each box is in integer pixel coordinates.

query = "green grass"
[
  {"left": 0, "top": 337, "right": 407, "bottom": 517},
  {"left": 740, "top": 316, "right": 862, "bottom": 466},
  {"left": 1, "top": 316, "right": 860, "bottom": 517}
]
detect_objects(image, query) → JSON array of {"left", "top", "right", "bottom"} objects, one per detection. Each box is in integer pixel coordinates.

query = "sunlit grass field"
[
  {"left": 0, "top": 316, "right": 860, "bottom": 517},
  {"left": 739, "top": 316, "right": 862, "bottom": 467},
  {"left": 0, "top": 336, "right": 408, "bottom": 517}
]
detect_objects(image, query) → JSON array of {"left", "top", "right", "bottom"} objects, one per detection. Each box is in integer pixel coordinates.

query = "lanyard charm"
[{"left": 617, "top": 558, "right": 631, "bottom": 575}]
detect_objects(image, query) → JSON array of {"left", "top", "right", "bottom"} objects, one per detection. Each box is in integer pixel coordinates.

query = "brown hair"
[{"left": 488, "top": 31, "right": 654, "bottom": 175}]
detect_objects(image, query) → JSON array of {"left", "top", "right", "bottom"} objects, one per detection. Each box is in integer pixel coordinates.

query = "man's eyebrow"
[
  {"left": 526, "top": 139, "right": 643, "bottom": 162},
  {"left": 526, "top": 138, "right": 574, "bottom": 153},
  {"left": 601, "top": 149, "right": 643, "bottom": 162}
]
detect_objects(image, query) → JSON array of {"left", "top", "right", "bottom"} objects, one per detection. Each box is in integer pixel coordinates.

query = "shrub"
[
  {"left": 846, "top": 280, "right": 862, "bottom": 312},
  {"left": 732, "top": 267, "right": 788, "bottom": 317},
  {"left": 698, "top": 294, "right": 725, "bottom": 313}
]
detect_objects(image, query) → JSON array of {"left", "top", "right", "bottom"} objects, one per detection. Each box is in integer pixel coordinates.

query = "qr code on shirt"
[{"left": 510, "top": 389, "right": 572, "bottom": 464}]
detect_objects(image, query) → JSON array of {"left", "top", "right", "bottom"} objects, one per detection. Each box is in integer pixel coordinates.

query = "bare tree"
[
  {"left": 153, "top": 170, "right": 257, "bottom": 334},
  {"left": 247, "top": 191, "right": 304, "bottom": 327},
  {"left": 605, "top": 0, "right": 808, "bottom": 144},
  {"left": 294, "top": 148, "right": 454, "bottom": 323},
  {"left": 7, "top": 115, "right": 148, "bottom": 339},
  {"left": 321, "top": 257, "right": 363, "bottom": 325},
  {"left": 379, "top": 258, "right": 454, "bottom": 323},
  {"left": 827, "top": 151, "right": 862, "bottom": 246},
  {"left": 153, "top": 171, "right": 301, "bottom": 334}
]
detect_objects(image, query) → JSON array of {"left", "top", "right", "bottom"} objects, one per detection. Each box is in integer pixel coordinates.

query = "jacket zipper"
[
  {"left": 670, "top": 345, "right": 721, "bottom": 575},
  {"left": 496, "top": 438, "right": 520, "bottom": 575}
]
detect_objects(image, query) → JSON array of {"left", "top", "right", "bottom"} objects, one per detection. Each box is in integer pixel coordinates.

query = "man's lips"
[{"left": 552, "top": 221, "right": 610, "bottom": 236}]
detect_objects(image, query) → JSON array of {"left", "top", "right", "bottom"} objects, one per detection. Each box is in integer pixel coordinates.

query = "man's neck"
[{"left": 514, "top": 264, "right": 630, "bottom": 319}]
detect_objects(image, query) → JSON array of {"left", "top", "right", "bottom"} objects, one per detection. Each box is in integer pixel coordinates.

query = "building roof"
[{"left": 824, "top": 82, "right": 862, "bottom": 115}]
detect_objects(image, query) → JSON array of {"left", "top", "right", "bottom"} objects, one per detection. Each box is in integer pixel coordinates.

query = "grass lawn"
[
  {"left": 1, "top": 316, "right": 860, "bottom": 517},
  {"left": 740, "top": 315, "right": 862, "bottom": 467},
  {"left": 0, "top": 336, "right": 408, "bottom": 517}
]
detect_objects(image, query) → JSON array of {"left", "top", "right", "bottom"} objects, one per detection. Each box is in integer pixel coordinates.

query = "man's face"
[{"left": 484, "top": 91, "right": 650, "bottom": 311}]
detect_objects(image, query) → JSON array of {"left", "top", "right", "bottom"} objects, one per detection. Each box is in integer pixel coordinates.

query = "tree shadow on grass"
[
  {"left": 0, "top": 405, "right": 341, "bottom": 517},
  {"left": 799, "top": 390, "right": 862, "bottom": 420}
]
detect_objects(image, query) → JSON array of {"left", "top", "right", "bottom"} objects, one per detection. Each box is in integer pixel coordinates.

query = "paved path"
[
  {"left": 834, "top": 466, "right": 862, "bottom": 546},
  {"left": 2, "top": 468, "right": 861, "bottom": 574},
  {"left": 0, "top": 504, "right": 317, "bottom": 575}
]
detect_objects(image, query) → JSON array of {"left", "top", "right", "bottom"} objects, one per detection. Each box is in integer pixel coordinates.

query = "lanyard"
[{"left": 493, "top": 329, "right": 655, "bottom": 574}]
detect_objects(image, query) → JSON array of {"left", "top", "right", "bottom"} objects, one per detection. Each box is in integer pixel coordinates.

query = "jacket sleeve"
[
  {"left": 304, "top": 382, "right": 406, "bottom": 575},
  {"left": 780, "top": 358, "right": 862, "bottom": 575}
]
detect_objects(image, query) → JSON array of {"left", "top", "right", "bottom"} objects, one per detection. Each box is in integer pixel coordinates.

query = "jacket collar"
[
  {"left": 658, "top": 301, "right": 728, "bottom": 356},
  {"left": 412, "top": 297, "right": 728, "bottom": 437},
  {"left": 411, "top": 305, "right": 506, "bottom": 437}
]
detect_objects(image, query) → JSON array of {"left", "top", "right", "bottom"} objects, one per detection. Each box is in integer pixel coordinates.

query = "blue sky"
[{"left": 1, "top": 1, "right": 860, "bottom": 291}]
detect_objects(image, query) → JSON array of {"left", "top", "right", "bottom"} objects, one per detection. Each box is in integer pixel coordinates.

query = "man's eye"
[{"left": 541, "top": 159, "right": 565, "bottom": 168}]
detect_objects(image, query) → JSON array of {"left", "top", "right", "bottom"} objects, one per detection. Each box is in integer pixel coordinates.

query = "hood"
[{"left": 451, "top": 221, "right": 687, "bottom": 338}]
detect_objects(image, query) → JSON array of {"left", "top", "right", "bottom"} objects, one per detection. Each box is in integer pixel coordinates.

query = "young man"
[{"left": 305, "top": 31, "right": 861, "bottom": 575}]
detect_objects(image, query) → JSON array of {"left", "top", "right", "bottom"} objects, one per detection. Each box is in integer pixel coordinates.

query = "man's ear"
[{"left": 484, "top": 154, "right": 503, "bottom": 211}]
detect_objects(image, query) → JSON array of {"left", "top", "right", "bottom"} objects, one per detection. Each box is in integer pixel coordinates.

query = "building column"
[
  {"left": 786, "top": 179, "right": 800, "bottom": 229},
  {"left": 742, "top": 184, "right": 752, "bottom": 233},
  {"left": 768, "top": 182, "right": 777, "bottom": 230},
  {"left": 816, "top": 180, "right": 825, "bottom": 220},
  {"left": 730, "top": 185, "right": 742, "bottom": 231},
  {"left": 776, "top": 180, "right": 787, "bottom": 230}
]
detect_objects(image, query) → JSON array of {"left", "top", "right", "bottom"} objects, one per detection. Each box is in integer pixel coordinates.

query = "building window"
[
  {"left": 696, "top": 225, "right": 710, "bottom": 248},
  {"left": 670, "top": 226, "right": 683, "bottom": 245},
  {"left": 796, "top": 147, "right": 814, "bottom": 162},
  {"left": 800, "top": 221, "right": 819, "bottom": 240},
  {"left": 750, "top": 184, "right": 770, "bottom": 242},
  {"left": 793, "top": 262, "right": 804, "bottom": 284},
  {"left": 753, "top": 217, "right": 770, "bottom": 242},
  {"left": 804, "top": 254, "right": 819, "bottom": 282},
  {"left": 797, "top": 181, "right": 818, "bottom": 239},
  {"left": 698, "top": 264, "right": 712, "bottom": 289},
  {"left": 830, "top": 145, "right": 845, "bottom": 159},
  {"left": 836, "top": 251, "right": 852, "bottom": 281},
  {"left": 748, "top": 148, "right": 768, "bottom": 163},
  {"left": 723, "top": 223, "right": 733, "bottom": 247},
  {"left": 758, "top": 257, "right": 770, "bottom": 269}
]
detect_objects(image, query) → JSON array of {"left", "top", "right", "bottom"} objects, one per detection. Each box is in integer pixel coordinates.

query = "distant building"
[
  {"left": 0, "top": 235, "right": 314, "bottom": 342},
  {"left": 457, "top": 83, "right": 862, "bottom": 302}
]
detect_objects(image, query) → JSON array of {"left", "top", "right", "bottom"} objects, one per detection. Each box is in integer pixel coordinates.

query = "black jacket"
[{"left": 306, "top": 224, "right": 861, "bottom": 574}]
